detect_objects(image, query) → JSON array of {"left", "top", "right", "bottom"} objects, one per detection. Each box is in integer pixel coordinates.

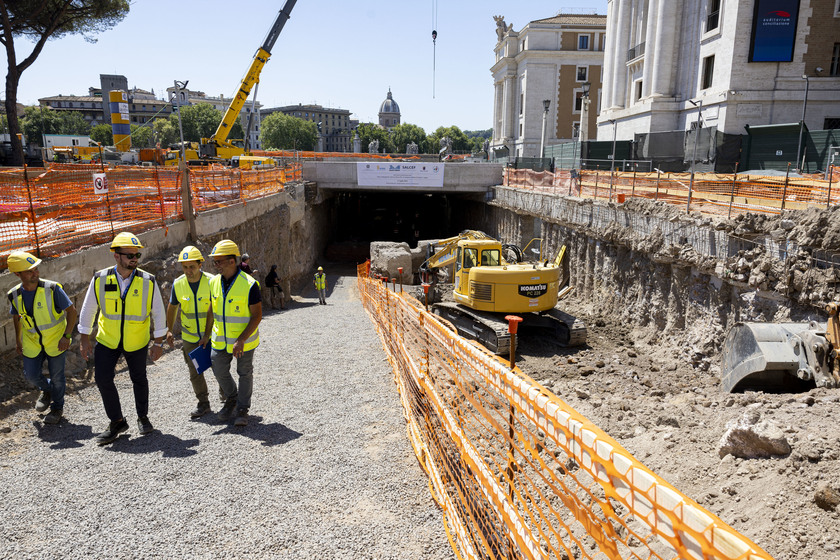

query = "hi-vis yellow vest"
[
  {"left": 314, "top": 272, "right": 326, "bottom": 289},
  {"left": 7, "top": 280, "right": 67, "bottom": 358},
  {"left": 173, "top": 272, "right": 212, "bottom": 343},
  {"left": 93, "top": 267, "right": 155, "bottom": 352},
  {"left": 210, "top": 271, "right": 260, "bottom": 353}
]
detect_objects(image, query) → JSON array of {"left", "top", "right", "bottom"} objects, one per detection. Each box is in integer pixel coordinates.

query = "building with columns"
[
  {"left": 598, "top": 0, "right": 840, "bottom": 142},
  {"left": 490, "top": 12, "right": 607, "bottom": 159}
]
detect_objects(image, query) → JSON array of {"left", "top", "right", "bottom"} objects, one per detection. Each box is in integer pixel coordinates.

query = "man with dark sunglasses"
[{"left": 78, "top": 232, "right": 167, "bottom": 445}]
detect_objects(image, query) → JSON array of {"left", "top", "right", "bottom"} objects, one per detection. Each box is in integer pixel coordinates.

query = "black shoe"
[
  {"left": 95, "top": 418, "right": 129, "bottom": 445},
  {"left": 35, "top": 391, "right": 51, "bottom": 412},
  {"left": 190, "top": 402, "right": 212, "bottom": 419},
  {"left": 218, "top": 400, "right": 236, "bottom": 422},
  {"left": 233, "top": 408, "right": 249, "bottom": 427},
  {"left": 44, "top": 408, "right": 63, "bottom": 425},
  {"left": 137, "top": 416, "right": 154, "bottom": 435}
]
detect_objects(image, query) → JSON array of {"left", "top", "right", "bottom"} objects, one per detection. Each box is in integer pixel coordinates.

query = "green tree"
[
  {"left": 154, "top": 118, "right": 179, "bottom": 147},
  {"left": 20, "top": 106, "right": 60, "bottom": 145},
  {"left": 170, "top": 103, "right": 224, "bottom": 142},
  {"left": 428, "top": 125, "right": 470, "bottom": 153},
  {"left": 130, "top": 124, "right": 153, "bottom": 148},
  {"left": 56, "top": 111, "right": 91, "bottom": 135},
  {"left": 89, "top": 123, "right": 112, "bottom": 146},
  {"left": 390, "top": 123, "right": 426, "bottom": 154},
  {"left": 260, "top": 112, "right": 318, "bottom": 150},
  {"left": 1, "top": 0, "right": 130, "bottom": 165},
  {"left": 356, "top": 123, "right": 394, "bottom": 154}
]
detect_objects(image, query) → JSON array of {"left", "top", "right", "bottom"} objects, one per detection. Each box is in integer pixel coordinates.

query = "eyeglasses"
[{"left": 117, "top": 252, "right": 142, "bottom": 259}]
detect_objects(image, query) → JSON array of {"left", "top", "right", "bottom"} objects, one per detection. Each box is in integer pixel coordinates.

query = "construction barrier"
[
  {"left": 505, "top": 168, "right": 839, "bottom": 217},
  {"left": 0, "top": 163, "right": 300, "bottom": 270},
  {"left": 358, "top": 265, "right": 773, "bottom": 560}
]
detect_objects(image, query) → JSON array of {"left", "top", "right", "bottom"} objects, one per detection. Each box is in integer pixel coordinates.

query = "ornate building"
[{"left": 378, "top": 89, "right": 401, "bottom": 129}]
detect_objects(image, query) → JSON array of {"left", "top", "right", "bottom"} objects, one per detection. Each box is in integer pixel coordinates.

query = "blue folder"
[{"left": 188, "top": 344, "right": 212, "bottom": 376}]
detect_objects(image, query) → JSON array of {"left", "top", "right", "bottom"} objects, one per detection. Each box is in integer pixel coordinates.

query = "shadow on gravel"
[
  {"left": 212, "top": 416, "right": 302, "bottom": 447},
  {"left": 34, "top": 420, "right": 95, "bottom": 450},
  {"left": 104, "top": 432, "right": 200, "bottom": 458}
]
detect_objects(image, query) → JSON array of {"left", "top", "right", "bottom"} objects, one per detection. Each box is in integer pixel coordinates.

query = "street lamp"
[
  {"left": 540, "top": 99, "right": 550, "bottom": 159},
  {"left": 579, "top": 82, "right": 591, "bottom": 142},
  {"left": 687, "top": 98, "right": 703, "bottom": 212},
  {"left": 795, "top": 74, "right": 810, "bottom": 173}
]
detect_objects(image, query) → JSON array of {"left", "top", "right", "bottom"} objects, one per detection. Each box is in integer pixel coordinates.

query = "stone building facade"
[{"left": 263, "top": 104, "right": 353, "bottom": 152}]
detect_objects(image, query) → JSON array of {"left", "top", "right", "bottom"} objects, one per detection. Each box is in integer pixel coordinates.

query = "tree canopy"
[
  {"left": 19, "top": 106, "right": 91, "bottom": 145},
  {"left": 260, "top": 112, "right": 318, "bottom": 151},
  {"left": 89, "top": 123, "right": 112, "bottom": 145},
  {"left": 1, "top": 0, "right": 130, "bottom": 164}
]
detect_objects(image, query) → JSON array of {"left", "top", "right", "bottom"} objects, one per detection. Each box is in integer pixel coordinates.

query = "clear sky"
[{"left": 15, "top": 0, "right": 607, "bottom": 133}]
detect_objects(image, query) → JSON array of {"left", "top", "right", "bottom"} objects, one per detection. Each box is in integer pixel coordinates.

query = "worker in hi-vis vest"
[
  {"left": 79, "top": 232, "right": 167, "bottom": 446},
  {"left": 6, "top": 251, "right": 77, "bottom": 425},
  {"left": 165, "top": 245, "right": 215, "bottom": 419},
  {"left": 314, "top": 266, "right": 327, "bottom": 305},
  {"left": 208, "top": 240, "right": 262, "bottom": 427}
]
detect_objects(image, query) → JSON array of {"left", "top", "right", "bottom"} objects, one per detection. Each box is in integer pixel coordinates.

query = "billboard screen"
[{"left": 749, "top": 0, "right": 800, "bottom": 62}]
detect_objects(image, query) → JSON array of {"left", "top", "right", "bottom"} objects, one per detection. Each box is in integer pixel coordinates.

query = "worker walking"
[
  {"left": 6, "top": 251, "right": 77, "bottom": 425},
  {"left": 165, "top": 246, "right": 215, "bottom": 419},
  {"left": 208, "top": 240, "right": 262, "bottom": 427},
  {"left": 79, "top": 232, "right": 167, "bottom": 445},
  {"left": 314, "top": 266, "right": 327, "bottom": 305}
]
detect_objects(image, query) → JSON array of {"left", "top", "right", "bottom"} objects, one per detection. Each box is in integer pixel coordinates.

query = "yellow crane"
[{"left": 199, "top": 0, "right": 298, "bottom": 162}]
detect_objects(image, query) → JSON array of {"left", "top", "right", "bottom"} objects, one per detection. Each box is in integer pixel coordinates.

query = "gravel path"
[{"left": 0, "top": 270, "right": 454, "bottom": 560}]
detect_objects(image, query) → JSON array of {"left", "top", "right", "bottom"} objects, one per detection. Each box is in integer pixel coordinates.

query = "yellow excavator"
[
  {"left": 198, "top": 0, "right": 297, "bottom": 162},
  {"left": 422, "top": 230, "right": 586, "bottom": 355}
]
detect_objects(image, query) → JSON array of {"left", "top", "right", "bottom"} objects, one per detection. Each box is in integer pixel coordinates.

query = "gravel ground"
[{"left": 0, "top": 268, "right": 454, "bottom": 560}]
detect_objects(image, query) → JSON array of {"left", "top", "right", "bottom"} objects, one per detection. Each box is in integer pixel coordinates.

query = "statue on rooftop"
[{"left": 494, "top": 15, "right": 513, "bottom": 42}]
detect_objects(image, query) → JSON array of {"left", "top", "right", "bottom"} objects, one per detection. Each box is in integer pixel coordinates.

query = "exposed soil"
[{"left": 513, "top": 295, "right": 840, "bottom": 560}]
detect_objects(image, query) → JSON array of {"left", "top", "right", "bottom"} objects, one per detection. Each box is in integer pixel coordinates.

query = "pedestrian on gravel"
[
  {"left": 165, "top": 245, "right": 215, "bottom": 419},
  {"left": 6, "top": 251, "right": 77, "bottom": 425},
  {"left": 264, "top": 264, "right": 285, "bottom": 310},
  {"left": 79, "top": 232, "right": 167, "bottom": 445},
  {"left": 208, "top": 240, "right": 262, "bottom": 427},
  {"left": 314, "top": 266, "right": 327, "bottom": 305}
]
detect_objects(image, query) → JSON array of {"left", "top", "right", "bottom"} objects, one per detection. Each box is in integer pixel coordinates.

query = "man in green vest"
[
  {"left": 165, "top": 245, "right": 215, "bottom": 419},
  {"left": 79, "top": 232, "right": 167, "bottom": 445},
  {"left": 314, "top": 266, "right": 327, "bottom": 304},
  {"left": 7, "top": 251, "right": 77, "bottom": 424},
  {"left": 208, "top": 239, "right": 262, "bottom": 427}
]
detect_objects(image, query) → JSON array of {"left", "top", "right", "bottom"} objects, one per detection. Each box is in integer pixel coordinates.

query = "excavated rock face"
[{"left": 370, "top": 241, "right": 413, "bottom": 284}]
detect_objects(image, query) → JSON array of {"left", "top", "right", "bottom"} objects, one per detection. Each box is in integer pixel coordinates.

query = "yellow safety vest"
[
  {"left": 173, "top": 272, "right": 212, "bottom": 343},
  {"left": 93, "top": 267, "right": 155, "bottom": 352},
  {"left": 210, "top": 271, "right": 260, "bottom": 353},
  {"left": 8, "top": 280, "right": 67, "bottom": 358},
  {"left": 314, "top": 272, "right": 326, "bottom": 290}
]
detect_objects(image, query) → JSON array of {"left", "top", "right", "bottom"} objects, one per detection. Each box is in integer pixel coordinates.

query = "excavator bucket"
[{"left": 720, "top": 322, "right": 831, "bottom": 392}]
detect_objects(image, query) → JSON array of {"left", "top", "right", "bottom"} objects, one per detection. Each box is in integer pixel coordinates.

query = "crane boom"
[{"left": 205, "top": 0, "right": 298, "bottom": 155}]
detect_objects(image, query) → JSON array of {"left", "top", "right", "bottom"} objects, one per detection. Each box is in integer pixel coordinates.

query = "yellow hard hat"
[
  {"left": 7, "top": 251, "right": 42, "bottom": 273},
  {"left": 317, "top": 266, "right": 323, "bottom": 271},
  {"left": 210, "top": 239, "right": 240, "bottom": 257},
  {"left": 178, "top": 245, "right": 204, "bottom": 262},
  {"left": 110, "top": 231, "right": 143, "bottom": 251}
]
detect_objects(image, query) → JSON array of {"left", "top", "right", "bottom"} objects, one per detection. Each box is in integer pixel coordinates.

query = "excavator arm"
[{"left": 425, "top": 230, "right": 494, "bottom": 269}]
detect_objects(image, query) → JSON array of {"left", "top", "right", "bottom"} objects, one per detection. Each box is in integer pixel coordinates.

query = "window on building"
[
  {"left": 577, "top": 67, "right": 588, "bottom": 81},
  {"left": 701, "top": 55, "right": 715, "bottom": 89},
  {"left": 520, "top": 93, "right": 524, "bottom": 115},
  {"left": 578, "top": 35, "right": 589, "bottom": 50},
  {"left": 832, "top": 43, "right": 840, "bottom": 76},
  {"left": 574, "top": 91, "right": 583, "bottom": 112},
  {"left": 519, "top": 123, "right": 523, "bottom": 137},
  {"left": 572, "top": 123, "right": 580, "bottom": 139},
  {"left": 706, "top": 0, "right": 721, "bottom": 32},
  {"left": 834, "top": 0, "right": 840, "bottom": 16},
  {"left": 824, "top": 118, "right": 840, "bottom": 130},
  {"left": 635, "top": 80, "right": 644, "bottom": 102}
]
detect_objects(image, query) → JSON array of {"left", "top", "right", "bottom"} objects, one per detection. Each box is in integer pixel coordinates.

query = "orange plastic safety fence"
[
  {"left": 504, "top": 168, "right": 839, "bottom": 217},
  {"left": 357, "top": 266, "right": 774, "bottom": 560},
  {"left": 0, "top": 163, "right": 300, "bottom": 270}
]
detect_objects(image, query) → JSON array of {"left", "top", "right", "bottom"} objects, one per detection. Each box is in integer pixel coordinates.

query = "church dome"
[{"left": 379, "top": 89, "right": 400, "bottom": 114}]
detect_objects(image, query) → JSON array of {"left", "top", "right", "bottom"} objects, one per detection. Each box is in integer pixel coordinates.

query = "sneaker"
[
  {"left": 95, "top": 418, "right": 129, "bottom": 445},
  {"left": 233, "top": 408, "right": 249, "bottom": 427},
  {"left": 137, "top": 416, "right": 154, "bottom": 435},
  {"left": 43, "top": 408, "right": 63, "bottom": 425},
  {"left": 190, "top": 402, "right": 212, "bottom": 419},
  {"left": 35, "top": 391, "right": 51, "bottom": 412},
  {"left": 217, "top": 399, "right": 236, "bottom": 422}
]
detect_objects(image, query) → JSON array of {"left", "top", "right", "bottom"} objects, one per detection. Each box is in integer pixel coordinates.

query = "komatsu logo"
[{"left": 518, "top": 283, "right": 547, "bottom": 297}]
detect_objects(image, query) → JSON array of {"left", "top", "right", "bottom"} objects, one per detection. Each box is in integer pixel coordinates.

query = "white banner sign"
[
  {"left": 357, "top": 162, "right": 444, "bottom": 187},
  {"left": 92, "top": 173, "right": 108, "bottom": 195}
]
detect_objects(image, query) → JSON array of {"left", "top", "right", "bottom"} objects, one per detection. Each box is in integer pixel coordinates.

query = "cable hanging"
[{"left": 431, "top": 0, "right": 437, "bottom": 98}]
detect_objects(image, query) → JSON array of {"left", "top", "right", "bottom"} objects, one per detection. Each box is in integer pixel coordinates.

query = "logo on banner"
[{"left": 93, "top": 173, "right": 108, "bottom": 194}]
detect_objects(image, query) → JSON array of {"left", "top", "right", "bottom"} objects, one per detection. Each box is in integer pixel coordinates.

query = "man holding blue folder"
[{"left": 165, "top": 246, "right": 215, "bottom": 419}]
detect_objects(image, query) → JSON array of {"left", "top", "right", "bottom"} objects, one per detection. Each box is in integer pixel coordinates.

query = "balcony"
[{"left": 627, "top": 42, "right": 645, "bottom": 61}]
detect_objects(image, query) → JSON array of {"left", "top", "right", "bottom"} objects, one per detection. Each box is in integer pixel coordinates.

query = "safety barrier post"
[
  {"left": 687, "top": 169, "right": 694, "bottom": 213},
  {"left": 655, "top": 168, "right": 661, "bottom": 200},
  {"left": 504, "top": 315, "right": 523, "bottom": 511},
  {"left": 782, "top": 163, "right": 791, "bottom": 211},
  {"left": 594, "top": 172, "right": 599, "bottom": 201},
  {"left": 180, "top": 160, "right": 197, "bottom": 241},
  {"left": 422, "top": 283, "right": 430, "bottom": 311},
  {"left": 728, "top": 162, "right": 739, "bottom": 219},
  {"left": 631, "top": 163, "right": 637, "bottom": 198},
  {"left": 21, "top": 162, "right": 42, "bottom": 257},
  {"left": 398, "top": 267, "right": 404, "bottom": 294},
  {"left": 827, "top": 167, "right": 834, "bottom": 209},
  {"left": 153, "top": 165, "right": 167, "bottom": 230}
]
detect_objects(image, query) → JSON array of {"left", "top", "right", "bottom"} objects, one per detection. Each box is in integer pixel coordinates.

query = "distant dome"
[{"left": 379, "top": 89, "right": 400, "bottom": 114}]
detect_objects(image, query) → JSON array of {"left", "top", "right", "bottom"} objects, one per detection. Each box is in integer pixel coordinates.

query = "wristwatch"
[
  {"left": 153, "top": 342, "right": 163, "bottom": 348},
  {"left": 63, "top": 333, "right": 72, "bottom": 340}
]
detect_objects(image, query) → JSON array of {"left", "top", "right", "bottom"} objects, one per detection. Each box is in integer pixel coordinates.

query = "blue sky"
[{"left": 15, "top": 0, "right": 607, "bottom": 133}]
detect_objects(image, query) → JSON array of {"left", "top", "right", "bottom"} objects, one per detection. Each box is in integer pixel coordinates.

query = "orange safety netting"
[
  {"left": 505, "top": 168, "right": 839, "bottom": 217},
  {"left": 358, "top": 265, "right": 774, "bottom": 560},
  {"left": 253, "top": 150, "right": 469, "bottom": 161},
  {"left": 0, "top": 163, "right": 300, "bottom": 270}
]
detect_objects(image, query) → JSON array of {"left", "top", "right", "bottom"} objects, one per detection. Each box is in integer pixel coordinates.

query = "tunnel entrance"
[{"left": 323, "top": 191, "right": 487, "bottom": 262}]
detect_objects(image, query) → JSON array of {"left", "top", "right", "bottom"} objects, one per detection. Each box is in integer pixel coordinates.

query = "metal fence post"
[
  {"left": 655, "top": 168, "right": 661, "bottom": 200},
  {"left": 21, "top": 162, "right": 42, "bottom": 257},
  {"left": 728, "top": 162, "right": 739, "bottom": 219},
  {"left": 827, "top": 167, "right": 834, "bottom": 209},
  {"left": 180, "top": 161, "right": 197, "bottom": 241},
  {"left": 781, "top": 163, "right": 791, "bottom": 212},
  {"left": 594, "top": 172, "right": 599, "bottom": 201}
]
